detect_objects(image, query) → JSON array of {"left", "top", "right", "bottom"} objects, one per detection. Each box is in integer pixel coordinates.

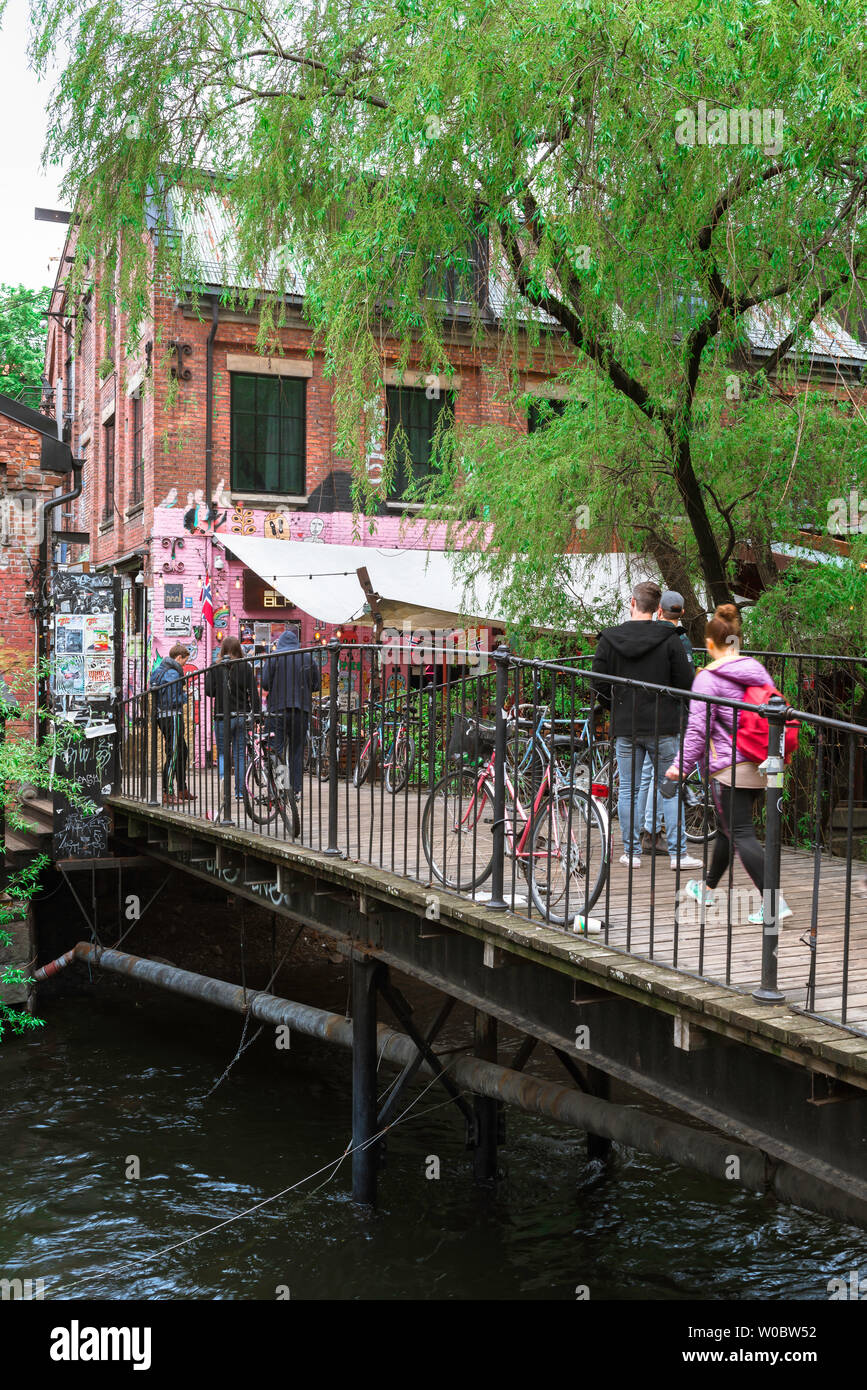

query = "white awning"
[{"left": 218, "top": 536, "right": 654, "bottom": 630}]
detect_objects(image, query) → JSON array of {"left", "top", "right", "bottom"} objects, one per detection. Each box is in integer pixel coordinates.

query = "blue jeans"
[
  {"left": 615, "top": 735, "right": 685, "bottom": 857},
  {"left": 634, "top": 738, "right": 687, "bottom": 855},
  {"left": 214, "top": 716, "right": 246, "bottom": 796}
]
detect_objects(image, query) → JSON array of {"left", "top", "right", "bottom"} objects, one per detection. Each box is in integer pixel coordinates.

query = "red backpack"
[{"left": 736, "top": 683, "right": 800, "bottom": 765}]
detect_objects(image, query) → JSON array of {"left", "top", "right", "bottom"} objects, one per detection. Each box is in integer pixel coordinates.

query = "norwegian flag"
[{"left": 199, "top": 571, "right": 215, "bottom": 628}]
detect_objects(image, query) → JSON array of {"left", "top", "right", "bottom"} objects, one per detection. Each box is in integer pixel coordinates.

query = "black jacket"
[
  {"left": 261, "top": 630, "right": 321, "bottom": 713},
  {"left": 591, "top": 620, "right": 694, "bottom": 738},
  {"left": 204, "top": 658, "right": 261, "bottom": 718}
]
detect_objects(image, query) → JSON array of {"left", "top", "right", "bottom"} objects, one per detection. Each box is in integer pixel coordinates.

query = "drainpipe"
[
  {"left": 37, "top": 459, "right": 83, "bottom": 742},
  {"left": 204, "top": 294, "right": 219, "bottom": 671}
]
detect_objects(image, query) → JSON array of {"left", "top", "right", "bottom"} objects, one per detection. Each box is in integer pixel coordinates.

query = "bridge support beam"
[
  {"left": 351, "top": 954, "right": 382, "bottom": 1207},
  {"left": 473, "top": 1010, "right": 499, "bottom": 1183}
]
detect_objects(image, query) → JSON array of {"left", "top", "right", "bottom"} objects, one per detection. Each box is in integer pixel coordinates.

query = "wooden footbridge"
[{"left": 33, "top": 643, "right": 867, "bottom": 1225}]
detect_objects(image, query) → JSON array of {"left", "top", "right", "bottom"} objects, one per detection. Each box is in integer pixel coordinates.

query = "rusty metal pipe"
[{"left": 66, "top": 942, "right": 867, "bottom": 1228}]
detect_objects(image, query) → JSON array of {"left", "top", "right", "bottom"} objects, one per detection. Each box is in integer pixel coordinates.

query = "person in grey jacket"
[{"left": 261, "top": 628, "right": 321, "bottom": 792}]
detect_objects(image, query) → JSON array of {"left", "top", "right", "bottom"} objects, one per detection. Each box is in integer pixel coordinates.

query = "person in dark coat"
[
  {"left": 149, "top": 643, "right": 193, "bottom": 805},
  {"left": 591, "top": 581, "right": 697, "bottom": 868},
  {"left": 204, "top": 635, "right": 260, "bottom": 799},
  {"left": 261, "top": 628, "right": 321, "bottom": 792}
]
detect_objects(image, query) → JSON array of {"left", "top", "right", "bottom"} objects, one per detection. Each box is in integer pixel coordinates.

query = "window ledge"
[
  {"left": 387, "top": 501, "right": 425, "bottom": 512},
  {"left": 98, "top": 518, "right": 114, "bottom": 534},
  {"left": 230, "top": 494, "right": 309, "bottom": 506},
  {"left": 125, "top": 501, "right": 145, "bottom": 521}
]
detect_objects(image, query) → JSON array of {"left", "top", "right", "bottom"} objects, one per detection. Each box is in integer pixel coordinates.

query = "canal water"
[{"left": 2, "top": 965, "right": 865, "bottom": 1301}]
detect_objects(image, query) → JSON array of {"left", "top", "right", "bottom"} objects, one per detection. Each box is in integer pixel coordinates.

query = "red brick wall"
[{"left": 0, "top": 416, "right": 66, "bottom": 702}]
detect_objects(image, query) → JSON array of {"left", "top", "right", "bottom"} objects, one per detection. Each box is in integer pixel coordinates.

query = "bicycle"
[
  {"left": 241, "top": 714, "right": 300, "bottom": 838},
  {"left": 306, "top": 699, "right": 347, "bottom": 780},
  {"left": 421, "top": 716, "right": 609, "bottom": 924},
  {"left": 353, "top": 700, "right": 416, "bottom": 793}
]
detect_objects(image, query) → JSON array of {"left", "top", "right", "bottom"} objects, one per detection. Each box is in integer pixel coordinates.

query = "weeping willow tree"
[{"left": 30, "top": 0, "right": 867, "bottom": 641}]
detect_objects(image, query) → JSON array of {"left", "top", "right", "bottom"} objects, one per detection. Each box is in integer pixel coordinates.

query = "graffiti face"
[{"left": 264, "top": 510, "right": 290, "bottom": 539}]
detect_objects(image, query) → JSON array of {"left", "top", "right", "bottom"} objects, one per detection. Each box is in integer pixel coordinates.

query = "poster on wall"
[
  {"left": 85, "top": 654, "right": 113, "bottom": 698},
  {"left": 55, "top": 615, "right": 84, "bottom": 653},
  {"left": 164, "top": 611, "right": 193, "bottom": 638},
  {"left": 84, "top": 614, "right": 113, "bottom": 653},
  {"left": 164, "top": 583, "right": 184, "bottom": 609},
  {"left": 55, "top": 653, "right": 85, "bottom": 695}
]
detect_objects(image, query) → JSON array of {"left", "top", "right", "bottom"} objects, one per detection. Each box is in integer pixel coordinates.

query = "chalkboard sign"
[{"left": 52, "top": 726, "right": 116, "bottom": 861}]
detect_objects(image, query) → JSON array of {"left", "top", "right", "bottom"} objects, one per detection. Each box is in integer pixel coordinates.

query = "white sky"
[{"left": 0, "top": 0, "right": 68, "bottom": 291}]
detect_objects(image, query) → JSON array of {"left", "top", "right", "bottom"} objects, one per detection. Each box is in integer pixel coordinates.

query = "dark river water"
[{"left": 2, "top": 965, "right": 865, "bottom": 1302}]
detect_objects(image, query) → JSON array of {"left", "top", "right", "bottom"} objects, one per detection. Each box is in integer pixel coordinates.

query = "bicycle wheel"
[
  {"left": 353, "top": 735, "right": 375, "bottom": 786},
  {"left": 421, "top": 768, "right": 494, "bottom": 891},
  {"left": 683, "top": 770, "right": 717, "bottom": 843},
  {"left": 528, "top": 790, "right": 608, "bottom": 924},
  {"left": 244, "top": 753, "right": 280, "bottom": 825},
  {"left": 385, "top": 732, "right": 415, "bottom": 793},
  {"left": 267, "top": 756, "right": 301, "bottom": 838},
  {"left": 314, "top": 720, "right": 329, "bottom": 779}
]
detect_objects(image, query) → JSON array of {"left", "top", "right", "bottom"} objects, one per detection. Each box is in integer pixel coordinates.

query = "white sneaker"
[
  {"left": 619, "top": 853, "right": 642, "bottom": 867},
  {"left": 748, "top": 897, "right": 793, "bottom": 925},
  {"left": 684, "top": 879, "right": 715, "bottom": 907},
  {"left": 671, "top": 853, "right": 705, "bottom": 870}
]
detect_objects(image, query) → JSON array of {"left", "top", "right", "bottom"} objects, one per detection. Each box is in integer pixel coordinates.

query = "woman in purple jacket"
[{"left": 664, "top": 604, "right": 791, "bottom": 924}]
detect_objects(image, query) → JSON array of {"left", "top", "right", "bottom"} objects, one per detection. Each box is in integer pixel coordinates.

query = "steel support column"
[
  {"left": 351, "top": 954, "right": 382, "bottom": 1205},
  {"left": 473, "top": 1010, "right": 499, "bottom": 1182}
]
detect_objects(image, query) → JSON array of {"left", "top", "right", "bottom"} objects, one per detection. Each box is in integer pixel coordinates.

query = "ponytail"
[{"left": 705, "top": 603, "right": 742, "bottom": 649}]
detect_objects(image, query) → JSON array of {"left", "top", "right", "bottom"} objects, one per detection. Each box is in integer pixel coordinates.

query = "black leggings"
[{"left": 706, "top": 783, "right": 764, "bottom": 893}]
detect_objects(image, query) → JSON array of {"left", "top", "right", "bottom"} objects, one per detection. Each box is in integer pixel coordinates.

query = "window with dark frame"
[
  {"left": 230, "top": 373, "right": 306, "bottom": 497},
  {"left": 102, "top": 417, "right": 115, "bottom": 523},
  {"left": 527, "top": 397, "right": 568, "bottom": 433},
  {"left": 385, "top": 385, "right": 453, "bottom": 502},
  {"left": 131, "top": 392, "right": 144, "bottom": 504}
]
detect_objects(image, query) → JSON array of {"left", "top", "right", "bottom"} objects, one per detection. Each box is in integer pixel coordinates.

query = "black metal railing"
[{"left": 115, "top": 641, "right": 867, "bottom": 1035}]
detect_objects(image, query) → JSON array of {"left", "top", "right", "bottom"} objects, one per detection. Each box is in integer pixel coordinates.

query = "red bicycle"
[{"left": 421, "top": 717, "right": 608, "bottom": 923}]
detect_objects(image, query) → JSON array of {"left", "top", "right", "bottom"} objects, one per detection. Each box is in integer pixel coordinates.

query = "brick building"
[
  {"left": 0, "top": 393, "right": 76, "bottom": 707},
  {"left": 43, "top": 196, "right": 578, "bottom": 691}
]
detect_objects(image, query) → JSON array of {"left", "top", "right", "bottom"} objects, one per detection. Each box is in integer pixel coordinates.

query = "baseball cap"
[{"left": 660, "top": 590, "right": 684, "bottom": 615}]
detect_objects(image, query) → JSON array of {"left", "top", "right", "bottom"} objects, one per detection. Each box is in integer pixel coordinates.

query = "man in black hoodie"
[
  {"left": 261, "top": 627, "right": 321, "bottom": 793},
  {"left": 592, "top": 581, "right": 696, "bottom": 868}
]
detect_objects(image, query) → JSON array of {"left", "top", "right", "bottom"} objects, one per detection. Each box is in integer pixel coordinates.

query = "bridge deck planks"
[{"left": 123, "top": 768, "right": 867, "bottom": 1032}]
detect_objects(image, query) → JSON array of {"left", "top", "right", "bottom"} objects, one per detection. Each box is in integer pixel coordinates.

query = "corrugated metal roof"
[
  {"left": 172, "top": 194, "right": 865, "bottom": 363},
  {"left": 745, "top": 302, "right": 867, "bottom": 365}
]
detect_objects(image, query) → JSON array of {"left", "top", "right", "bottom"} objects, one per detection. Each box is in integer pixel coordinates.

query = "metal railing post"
[
  {"left": 219, "top": 663, "right": 233, "bottom": 825},
  {"left": 148, "top": 690, "right": 159, "bottom": 806},
  {"left": 325, "top": 638, "right": 341, "bottom": 855},
  {"left": 753, "top": 694, "right": 787, "bottom": 1004},
  {"left": 487, "top": 644, "right": 510, "bottom": 911}
]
